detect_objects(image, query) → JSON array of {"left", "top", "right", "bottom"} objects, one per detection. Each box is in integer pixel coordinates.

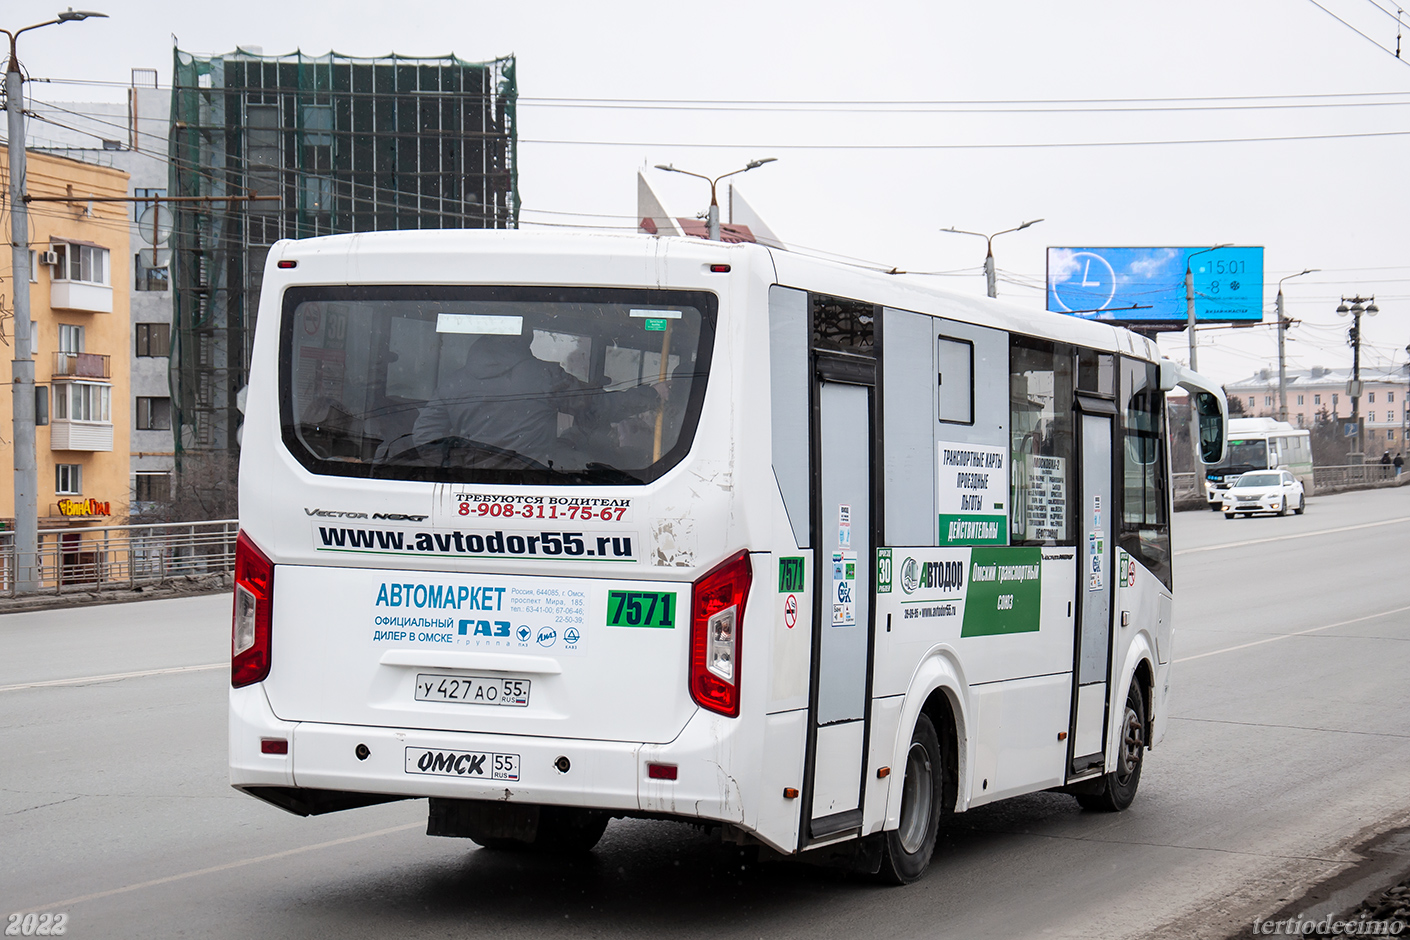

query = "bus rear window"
[{"left": 279, "top": 286, "right": 716, "bottom": 485}]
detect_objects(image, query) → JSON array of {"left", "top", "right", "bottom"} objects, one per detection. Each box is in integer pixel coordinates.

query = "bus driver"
[{"left": 409, "top": 329, "right": 667, "bottom": 467}]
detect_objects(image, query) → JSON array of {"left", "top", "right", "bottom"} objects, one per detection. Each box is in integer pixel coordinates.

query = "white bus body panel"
[{"left": 231, "top": 229, "right": 1180, "bottom": 855}]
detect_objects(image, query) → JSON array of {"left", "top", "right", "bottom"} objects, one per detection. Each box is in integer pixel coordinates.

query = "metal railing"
[
  {"left": 0, "top": 519, "right": 237, "bottom": 597},
  {"left": 1172, "top": 472, "right": 1202, "bottom": 502},
  {"left": 52, "top": 351, "right": 112, "bottom": 378},
  {"left": 1313, "top": 463, "right": 1402, "bottom": 490}
]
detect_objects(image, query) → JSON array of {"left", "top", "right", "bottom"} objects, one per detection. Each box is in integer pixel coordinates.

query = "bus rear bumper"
[{"left": 229, "top": 683, "right": 747, "bottom": 824}]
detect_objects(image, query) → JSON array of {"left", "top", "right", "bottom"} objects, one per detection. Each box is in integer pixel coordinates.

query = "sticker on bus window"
[
  {"left": 938, "top": 443, "right": 1009, "bottom": 545},
  {"left": 1088, "top": 529, "right": 1104, "bottom": 591},
  {"left": 832, "top": 550, "right": 856, "bottom": 627}
]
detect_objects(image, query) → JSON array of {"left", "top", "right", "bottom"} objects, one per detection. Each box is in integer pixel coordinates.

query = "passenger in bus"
[{"left": 408, "top": 330, "right": 666, "bottom": 467}]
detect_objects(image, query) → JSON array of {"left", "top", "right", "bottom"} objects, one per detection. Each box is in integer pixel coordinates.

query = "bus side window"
[
  {"left": 936, "top": 336, "right": 974, "bottom": 424},
  {"left": 1119, "top": 359, "right": 1171, "bottom": 588},
  {"left": 1009, "top": 337, "right": 1075, "bottom": 546}
]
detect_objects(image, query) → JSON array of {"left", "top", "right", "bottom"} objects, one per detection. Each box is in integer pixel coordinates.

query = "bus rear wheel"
[
  {"left": 879, "top": 713, "right": 943, "bottom": 884},
  {"left": 1075, "top": 682, "right": 1145, "bottom": 813}
]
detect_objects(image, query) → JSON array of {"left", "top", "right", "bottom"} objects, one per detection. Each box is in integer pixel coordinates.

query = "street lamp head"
[
  {"left": 1336, "top": 302, "right": 1350, "bottom": 316},
  {"left": 1351, "top": 302, "right": 1365, "bottom": 316},
  {"left": 744, "top": 157, "right": 778, "bottom": 170},
  {"left": 1366, "top": 302, "right": 1379, "bottom": 315},
  {"left": 653, "top": 164, "right": 674, "bottom": 172},
  {"left": 56, "top": 8, "right": 106, "bottom": 21},
  {"left": 1016, "top": 218, "right": 1044, "bottom": 231}
]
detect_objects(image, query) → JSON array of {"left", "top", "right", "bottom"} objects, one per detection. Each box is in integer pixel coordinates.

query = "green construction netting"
[{"left": 168, "top": 48, "right": 518, "bottom": 460}]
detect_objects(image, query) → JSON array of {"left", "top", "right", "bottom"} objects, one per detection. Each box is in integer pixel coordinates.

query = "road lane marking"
[
  {"left": 26, "top": 822, "right": 423, "bottom": 911},
  {"left": 0, "top": 662, "right": 225, "bottom": 693},
  {"left": 1170, "top": 716, "right": 1410, "bottom": 739},
  {"left": 1174, "top": 515, "right": 1410, "bottom": 557},
  {"left": 1174, "top": 604, "right": 1410, "bottom": 663}
]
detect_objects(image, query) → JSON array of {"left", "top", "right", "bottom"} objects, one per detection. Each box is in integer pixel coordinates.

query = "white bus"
[
  {"left": 1203, "top": 417, "right": 1313, "bottom": 509},
  {"left": 230, "top": 231, "right": 1226, "bottom": 883}
]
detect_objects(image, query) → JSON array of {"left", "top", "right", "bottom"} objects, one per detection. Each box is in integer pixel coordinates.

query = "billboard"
[{"left": 1046, "top": 247, "right": 1265, "bottom": 323}]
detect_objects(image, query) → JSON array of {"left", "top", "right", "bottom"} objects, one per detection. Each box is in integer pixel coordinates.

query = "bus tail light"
[
  {"left": 689, "top": 550, "right": 752, "bottom": 717},
  {"left": 232, "top": 530, "right": 274, "bottom": 688}
]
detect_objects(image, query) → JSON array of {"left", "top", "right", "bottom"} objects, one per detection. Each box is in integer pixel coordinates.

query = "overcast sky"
[{"left": 14, "top": 0, "right": 1410, "bottom": 385}]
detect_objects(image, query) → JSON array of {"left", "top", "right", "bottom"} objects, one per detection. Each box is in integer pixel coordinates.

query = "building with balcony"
[
  {"left": 29, "top": 71, "right": 174, "bottom": 514},
  {"left": 0, "top": 144, "right": 131, "bottom": 528}
]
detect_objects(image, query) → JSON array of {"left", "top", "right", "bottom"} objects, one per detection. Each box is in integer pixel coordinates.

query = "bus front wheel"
[
  {"left": 1075, "top": 682, "right": 1145, "bottom": 813},
  {"left": 879, "top": 713, "right": 943, "bottom": 884}
]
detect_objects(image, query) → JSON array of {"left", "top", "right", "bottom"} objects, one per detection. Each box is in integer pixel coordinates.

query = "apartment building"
[
  {"left": 1225, "top": 366, "right": 1408, "bottom": 453},
  {"left": 29, "top": 73, "right": 174, "bottom": 514},
  {"left": 0, "top": 145, "right": 131, "bottom": 528}
]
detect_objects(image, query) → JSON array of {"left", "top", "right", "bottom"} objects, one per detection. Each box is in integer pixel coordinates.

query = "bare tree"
[{"left": 136, "top": 453, "right": 239, "bottom": 522}]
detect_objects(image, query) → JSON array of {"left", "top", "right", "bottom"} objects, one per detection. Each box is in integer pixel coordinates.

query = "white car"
[{"left": 1222, "top": 470, "right": 1306, "bottom": 518}]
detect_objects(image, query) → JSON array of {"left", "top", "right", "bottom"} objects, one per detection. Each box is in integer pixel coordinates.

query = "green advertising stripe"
[
  {"left": 938, "top": 514, "right": 1008, "bottom": 546},
  {"left": 606, "top": 590, "right": 677, "bottom": 628},
  {"left": 960, "top": 546, "right": 1042, "bottom": 637}
]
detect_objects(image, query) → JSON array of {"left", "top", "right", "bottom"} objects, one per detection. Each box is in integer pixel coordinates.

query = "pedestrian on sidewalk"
[{"left": 1395, "top": 453, "right": 1404, "bottom": 476}]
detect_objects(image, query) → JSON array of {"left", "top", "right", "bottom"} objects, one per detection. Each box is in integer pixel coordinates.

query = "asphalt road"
[{"left": 3, "top": 487, "right": 1409, "bottom": 940}]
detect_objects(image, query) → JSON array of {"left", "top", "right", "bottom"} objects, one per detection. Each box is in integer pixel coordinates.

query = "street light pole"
[
  {"left": 3, "top": 9, "right": 107, "bottom": 592},
  {"left": 1276, "top": 269, "right": 1318, "bottom": 423},
  {"left": 1337, "top": 295, "right": 1378, "bottom": 461},
  {"left": 940, "top": 219, "right": 1044, "bottom": 298},
  {"left": 1183, "top": 245, "right": 1231, "bottom": 472},
  {"left": 653, "top": 159, "right": 777, "bottom": 241}
]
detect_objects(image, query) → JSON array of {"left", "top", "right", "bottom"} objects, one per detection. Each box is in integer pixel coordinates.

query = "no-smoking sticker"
[{"left": 784, "top": 594, "right": 798, "bottom": 629}]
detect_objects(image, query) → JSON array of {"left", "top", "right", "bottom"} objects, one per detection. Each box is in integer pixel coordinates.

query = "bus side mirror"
[
  {"left": 1157, "top": 360, "right": 1180, "bottom": 392},
  {"left": 1172, "top": 363, "right": 1228, "bottom": 464},
  {"left": 1193, "top": 391, "right": 1225, "bottom": 464}
]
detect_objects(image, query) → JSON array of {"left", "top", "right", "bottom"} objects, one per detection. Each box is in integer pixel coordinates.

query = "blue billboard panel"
[{"left": 1046, "top": 247, "right": 1264, "bottom": 323}]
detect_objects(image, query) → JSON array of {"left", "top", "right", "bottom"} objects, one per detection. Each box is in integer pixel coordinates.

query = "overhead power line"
[
  {"left": 520, "top": 129, "right": 1410, "bottom": 150},
  {"left": 1305, "top": 0, "right": 1410, "bottom": 65}
]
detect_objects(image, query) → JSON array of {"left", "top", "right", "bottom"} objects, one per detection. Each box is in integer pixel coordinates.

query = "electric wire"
[{"left": 1304, "top": 0, "right": 1410, "bottom": 65}]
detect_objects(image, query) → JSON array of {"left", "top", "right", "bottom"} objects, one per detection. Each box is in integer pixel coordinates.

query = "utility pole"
[
  {"left": 1184, "top": 245, "right": 1231, "bottom": 470},
  {"left": 1337, "top": 295, "right": 1378, "bottom": 462},
  {"left": 3, "top": 10, "right": 106, "bottom": 591},
  {"left": 1276, "top": 269, "right": 1318, "bottom": 423}
]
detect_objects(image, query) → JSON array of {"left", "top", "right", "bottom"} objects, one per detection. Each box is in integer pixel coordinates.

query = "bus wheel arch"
[
  {"left": 878, "top": 687, "right": 960, "bottom": 885},
  {"left": 1077, "top": 651, "right": 1155, "bottom": 813},
  {"left": 887, "top": 655, "right": 968, "bottom": 831}
]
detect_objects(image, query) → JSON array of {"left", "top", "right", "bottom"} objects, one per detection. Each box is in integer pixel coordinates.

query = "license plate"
[
  {"left": 415, "top": 673, "right": 530, "bottom": 707},
  {"left": 405, "top": 746, "right": 520, "bottom": 781}
]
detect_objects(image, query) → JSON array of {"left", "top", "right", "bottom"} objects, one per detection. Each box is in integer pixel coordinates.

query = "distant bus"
[
  {"left": 230, "top": 231, "right": 1227, "bottom": 884},
  {"left": 1204, "top": 417, "right": 1313, "bottom": 509}
]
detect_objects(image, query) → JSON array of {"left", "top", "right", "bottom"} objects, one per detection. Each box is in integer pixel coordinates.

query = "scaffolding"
[{"left": 169, "top": 48, "right": 518, "bottom": 458}]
